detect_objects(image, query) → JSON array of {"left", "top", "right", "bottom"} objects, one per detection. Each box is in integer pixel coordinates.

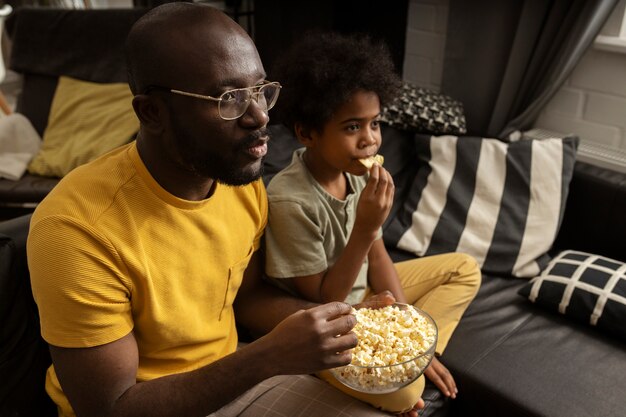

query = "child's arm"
[
  {"left": 291, "top": 220, "right": 379, "bottom": 303},
  {"left": 367, "top": 239, "right": 407, "bottom": 303},
  {"left": 292, "top": 165, "right": 394, "bottom": 303}
]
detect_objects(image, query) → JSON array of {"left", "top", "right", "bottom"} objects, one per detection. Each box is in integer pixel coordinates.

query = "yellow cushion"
[{"left": 28, "top": 76, "right": 139, "bottom": 177}]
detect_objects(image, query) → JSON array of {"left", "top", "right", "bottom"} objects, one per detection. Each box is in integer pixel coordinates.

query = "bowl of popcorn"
[{"left": 330, "top": 303, "right": 438, "bottom": 394}]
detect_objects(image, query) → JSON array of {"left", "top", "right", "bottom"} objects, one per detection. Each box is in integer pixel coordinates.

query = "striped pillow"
[{"left": 384, "top": 133, "right": 579, "bottom": 278}]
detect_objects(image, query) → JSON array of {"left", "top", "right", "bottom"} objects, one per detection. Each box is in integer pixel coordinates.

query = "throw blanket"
[{"left": 0, "top": 113, "right": 41, "bottom": 180}]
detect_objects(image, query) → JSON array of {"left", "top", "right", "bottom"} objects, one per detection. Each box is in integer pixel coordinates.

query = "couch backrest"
[
  {"left": 7, "top": 7, "right": 148, "bottom": 136},
  {"left": 0, "top": 213, "right": 56, "bottom": 416},
  {"left": 553, "top": 161, "right": 626, "bottom": 263}
]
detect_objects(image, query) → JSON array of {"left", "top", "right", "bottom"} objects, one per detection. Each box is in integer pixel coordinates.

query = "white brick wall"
[
  {"left": 402, "top": 0, "right": 448, "bottom": 90},
  {"left": 403, "top": 0, "right": 626, "bottom": 152}
]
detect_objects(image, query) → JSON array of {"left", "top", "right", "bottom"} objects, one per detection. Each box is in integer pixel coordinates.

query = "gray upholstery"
[{"left": 0, "top": 214, "right": 55, "bottom": 416}]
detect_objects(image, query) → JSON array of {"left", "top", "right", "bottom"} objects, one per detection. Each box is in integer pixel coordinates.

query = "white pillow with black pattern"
[{"left": 519, "top": 250, "right": 626, "bottom": 341}]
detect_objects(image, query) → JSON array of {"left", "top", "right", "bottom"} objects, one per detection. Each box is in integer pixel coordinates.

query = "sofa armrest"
[{"left": 0, "top": 214, "right": 56, "bottom": 416}]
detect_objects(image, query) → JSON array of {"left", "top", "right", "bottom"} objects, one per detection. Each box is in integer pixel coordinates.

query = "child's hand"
[
  {"left": 354, "top": 164, "right": 394, "bottom": 237},
  {"left": 424, "top": 357, "right": 458, "bottom": 399},
  {"left": 352, "top": 290, "right": 396, "bottom": 309}
]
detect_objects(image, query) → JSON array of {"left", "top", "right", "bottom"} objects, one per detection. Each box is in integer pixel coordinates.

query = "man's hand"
[
  {"left": 258, "top": 302, "right": 358, "bottom": 375},
  {"left": 424, "top": 357, "right": 457, "bottom": 399}
]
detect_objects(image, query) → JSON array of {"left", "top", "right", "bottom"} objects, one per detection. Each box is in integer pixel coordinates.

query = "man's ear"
[
  {"left": 132, "top": 95, "right": 166, "bottom": 134},
  {"left": 294, "top": 122, "right": 314, "bottom": 147}
]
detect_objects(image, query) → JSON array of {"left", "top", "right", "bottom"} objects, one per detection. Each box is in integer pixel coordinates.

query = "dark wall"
[{"left": 255, "top": 0, "right": 408, "bottom": 76}]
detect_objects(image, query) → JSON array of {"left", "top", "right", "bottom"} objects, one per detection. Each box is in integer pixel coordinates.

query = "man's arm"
[
  {"left": 52, "top": 252, "right": 358, "bottom": 417},
  {"left": 234, "top": 250, "right": 318, "bottom": 333},
  {"left": 51, "top": 330, "right": 279, "bottom": 417}
]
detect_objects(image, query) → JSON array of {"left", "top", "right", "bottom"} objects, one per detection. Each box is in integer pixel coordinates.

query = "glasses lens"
[
  {"left": 260, "top": 83, "right": 280, "bottom": 111},
  {"left": 219, "top": 89, "right": 250, "bottom": 120},
  {"left": 218, "top": 83, "right": 281, "bottom": 120}
]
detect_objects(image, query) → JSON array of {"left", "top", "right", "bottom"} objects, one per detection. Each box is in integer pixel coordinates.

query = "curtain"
[{"left": 441, "top": 0, "right": 619, "bottom": 138}]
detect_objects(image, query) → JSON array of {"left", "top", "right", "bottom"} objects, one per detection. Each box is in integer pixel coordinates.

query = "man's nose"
[{"left": 239, "top": 98, "right": 270, "bottom": 127}]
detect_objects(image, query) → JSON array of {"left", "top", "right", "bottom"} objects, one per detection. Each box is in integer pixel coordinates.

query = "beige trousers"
[{"left": 320, "top": 252, "right": 481, "bottom": 413}]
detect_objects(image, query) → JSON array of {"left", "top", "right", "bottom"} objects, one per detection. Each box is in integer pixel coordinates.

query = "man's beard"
[{"left": 170, "top": 116, "right": 266, "bottom": 186}]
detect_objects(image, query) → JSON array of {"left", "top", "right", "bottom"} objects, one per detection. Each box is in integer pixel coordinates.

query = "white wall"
[
  {"left": 403, "top": 0, "right": 626, "bottom": 152},
  {"left": 403, "top": 0, "right": 449, "bottom": 91}
]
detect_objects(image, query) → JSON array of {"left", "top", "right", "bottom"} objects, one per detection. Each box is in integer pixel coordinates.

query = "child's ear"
[{"left": 294, "top": 122, "right": 314, "bottom": 147}]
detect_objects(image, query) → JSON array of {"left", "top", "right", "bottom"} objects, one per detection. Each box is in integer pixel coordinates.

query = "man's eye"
[{"left": 221, "top": 91, "right": 237, "bottom": 102}]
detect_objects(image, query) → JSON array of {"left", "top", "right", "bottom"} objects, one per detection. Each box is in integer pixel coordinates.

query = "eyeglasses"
[{"left": 143, "top": 81, "right": 282, "bottom": 120}]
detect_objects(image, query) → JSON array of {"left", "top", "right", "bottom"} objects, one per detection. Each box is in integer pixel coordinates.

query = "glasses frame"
[{"left": 143, "top": 81, "right": 281, "bottom": 120}]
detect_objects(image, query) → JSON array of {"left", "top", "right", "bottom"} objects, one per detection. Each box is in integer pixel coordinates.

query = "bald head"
[{"left": 125, "top": 2, "right": 258, "bottom": 95}]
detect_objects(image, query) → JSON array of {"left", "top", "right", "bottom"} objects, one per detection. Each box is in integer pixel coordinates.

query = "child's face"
[{"left": 307, "top": 90, "right": 382, "bottom": 177}]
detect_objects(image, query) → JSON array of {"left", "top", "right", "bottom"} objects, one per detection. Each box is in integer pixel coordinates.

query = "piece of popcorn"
[{"left": 358, "top": 154, "right": 384, "bottom": 169}]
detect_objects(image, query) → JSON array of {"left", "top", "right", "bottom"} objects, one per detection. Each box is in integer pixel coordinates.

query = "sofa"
[
  {"left": 2, "top": 7, "right": 625, "bottom": 417},
  {"left": 3, "top": 121, "right": 625, "bottom": 416}
]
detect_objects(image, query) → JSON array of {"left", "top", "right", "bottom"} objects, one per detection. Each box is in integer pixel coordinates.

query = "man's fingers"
[
  {"left": 327, "top": 349, "right": 353, "bottom": 368},
  {"left": 326, "top": 312, "right": 357, "bottom": 337},
  {"left": 311, "top": 301, "right": 353, "bottom": 320},
  {"left": 329, "top": 332, "right": 358, "bottom": 352}
]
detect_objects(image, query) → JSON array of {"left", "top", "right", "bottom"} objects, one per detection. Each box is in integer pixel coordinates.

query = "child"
[{"left": 264, "top": 32, "right": 481, "bottom": 417}]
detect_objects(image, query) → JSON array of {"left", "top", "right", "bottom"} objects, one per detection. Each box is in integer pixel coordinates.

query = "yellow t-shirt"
[{"left": 27, "top": 141, "right": 267, "bottom": 416}]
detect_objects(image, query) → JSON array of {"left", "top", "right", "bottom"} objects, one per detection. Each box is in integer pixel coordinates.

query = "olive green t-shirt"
[{"left": 265, "top": 148, "right": 381, "bottom": 305}]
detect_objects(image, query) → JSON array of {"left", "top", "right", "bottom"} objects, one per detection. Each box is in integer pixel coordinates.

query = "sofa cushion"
[
  {"left": 384, "top": 133, "right": 579, "bottom": 278},
  {"left": 519, "top": 250, "right": 626, "bottom": 341},
  {"left": 442, "top": 274, "right": 626, "bottom": 417},
  {"left": 380, "top": 82, "right": 466, "bottom": 135},
  {"left": 27, "top": 76, "right": 139, "bottom": 178}
]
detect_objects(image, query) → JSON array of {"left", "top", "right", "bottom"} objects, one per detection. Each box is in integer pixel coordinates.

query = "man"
[{"left": 27, "top": 3, "right": 401, "bottom": 416}]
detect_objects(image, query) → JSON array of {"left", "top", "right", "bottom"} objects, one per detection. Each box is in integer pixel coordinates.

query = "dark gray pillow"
[
  {"left": 380, "top": 82, "right": 466, "bottom": 135},
  {"left": 519, "top": 250, "right": 626, "bottom": 341}
]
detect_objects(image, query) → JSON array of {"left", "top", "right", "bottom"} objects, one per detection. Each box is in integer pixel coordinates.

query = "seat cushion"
[{"left": 441, "top": 274, "right": 626, "bottom": 417}]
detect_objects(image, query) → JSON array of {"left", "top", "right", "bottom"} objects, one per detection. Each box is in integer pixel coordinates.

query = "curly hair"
[{"left": 270, "top": 31, "right": 401, "bottom": 133}]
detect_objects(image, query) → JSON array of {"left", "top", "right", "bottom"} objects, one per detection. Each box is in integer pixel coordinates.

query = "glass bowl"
[{"left": 330, "top": 303, "right": 438, "bottom": 394}]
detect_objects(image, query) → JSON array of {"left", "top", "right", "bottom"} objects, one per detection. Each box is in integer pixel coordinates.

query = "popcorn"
[
  {"left": 332, "top": 304, "right": 437, "bottom": 393},
  {"left": 358, "top": 154, "right": 384, "bottom": 169}
]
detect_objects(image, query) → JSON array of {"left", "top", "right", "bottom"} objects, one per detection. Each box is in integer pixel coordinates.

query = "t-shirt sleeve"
[
  {"left": 28, "top": 215, "right": 133, "bottom": 348},
  {"left": 264, "top": 200, "right": 327, "bottom": 278}
]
